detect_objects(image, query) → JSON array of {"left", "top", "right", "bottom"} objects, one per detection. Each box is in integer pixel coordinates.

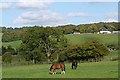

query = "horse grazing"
[
  {"left": 49, "top": 63, "right": 65, "bottom": 75},
  {"left": 71, "top": 60, "right": 78, "bottom": 70}
]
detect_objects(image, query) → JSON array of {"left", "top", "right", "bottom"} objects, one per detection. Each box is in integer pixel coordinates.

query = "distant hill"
[{"left": 2, "top": 22, "right": 119, "bottom": 42}]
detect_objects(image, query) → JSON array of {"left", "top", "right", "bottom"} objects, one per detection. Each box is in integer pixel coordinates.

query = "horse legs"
[
  {"left": 75, "top": 64, "right": 77, "bottom": 69},
  {"left": 74, "top": 65, "right": 76, "bottom": 69},
  {"left": 72, "top": 65, "right": 74, "bottom": 69},
  {"left": 49, "top": 69, "right": 56, "bottom": 75},
  {"left": 61, "top": 71, "right": 65, "bottom": 74},
  {"left": 49, "top": 70, "right": 52, "bottom": 74},
  {"left": 61, "top": 70, "right": 65, "bottom": 74},
  {"left": 61, "top": 68, "right": 65, "bottom": 74},
  {"left": 72, "top": 65, "right": 76, "bottom": 69},
  {"left": 72, "top": 64, "right": 77, "bottom": 70},
  {"left": 53, "top": 69, "right": 56, "bottom": 75}
]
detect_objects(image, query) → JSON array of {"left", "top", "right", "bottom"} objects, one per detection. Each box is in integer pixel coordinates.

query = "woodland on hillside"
[{"left": 1, "top": 22, "right": 119, "bottom": 42}]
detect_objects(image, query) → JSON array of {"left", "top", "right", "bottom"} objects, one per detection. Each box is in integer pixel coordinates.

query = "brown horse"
[{"left": 49, "top": 63, "right": 65, "bottom": 75}]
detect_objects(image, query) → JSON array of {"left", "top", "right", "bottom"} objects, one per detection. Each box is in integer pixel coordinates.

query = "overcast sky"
[{"left": 0, "top": 0, "right": 119, "bottom": 28}]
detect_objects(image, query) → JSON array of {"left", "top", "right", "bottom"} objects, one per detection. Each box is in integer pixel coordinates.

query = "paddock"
[{"left": 2, "top": 61, "right": 118, "bottom": 78}]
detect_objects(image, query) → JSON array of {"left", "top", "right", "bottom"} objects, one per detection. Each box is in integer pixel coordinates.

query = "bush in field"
[
  {"left": 81, "top": 40, "right": 110, "bottom": 61},
  {"left": 66, "top": 45, "right": 80, "bottom": 61},
  {"left": 7, "top": 45, "right": 16, "bottom": 55},
  {"left": 58, "top": 52, "right": 67, "bottom": 62},
  {"left": 2, "top": 52, "right": 12, "bottom": 63},
  {"left": 2, "top": 46, "right": 16, "bottom": 55},
  {"left": 2, "top": 46, "right": 6, "bottom": 55},
  {"left": 66, "top": 40, "right": 110, "bottom": 62}
]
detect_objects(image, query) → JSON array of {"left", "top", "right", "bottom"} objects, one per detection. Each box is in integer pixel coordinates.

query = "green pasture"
[
  {"left": 2, "top": 61, "right": 118, "bottom": 78},
  {"left": 2, "top": 40, "right": 22, "bottom": 49},
  {"left": 65, "top": 34, "right": 118, "bottom": 46},
  {"left": 105, "top": 50, "right": 118, "bottom": 59},
  {"left": 1, "top": 34, "right": 119, "bottom": 78}
]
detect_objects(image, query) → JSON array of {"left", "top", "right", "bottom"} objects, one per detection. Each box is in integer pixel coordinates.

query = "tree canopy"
[
  {"left": 18, "top": 27, "right": 68, "bottom": 63},
  {"left": 66, "top": 40, "right": 110, "bottom": 62}
]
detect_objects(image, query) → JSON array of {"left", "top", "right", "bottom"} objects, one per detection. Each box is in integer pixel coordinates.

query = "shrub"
[{"left": 2, "top": 52, "right": 12, "bottom": 63}]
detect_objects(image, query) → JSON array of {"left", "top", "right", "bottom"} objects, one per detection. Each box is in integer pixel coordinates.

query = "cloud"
[
  {"left": 15, "top": 0, "right": 54, "bottom": 9},
  {"left": 13, "top": 10, "right": 65, "bottom": 26},
  {"left": 89, "top": 18, "right": 118, "bottom": 24},
  {"left": 0, "top": 0, "right": 54, "bottom": 9},
  {"left": 68, "top": 12, "right": 90, "bottom": 17},
  {"left": 0, "top": 3, "right": 13, "bottom": 9}
]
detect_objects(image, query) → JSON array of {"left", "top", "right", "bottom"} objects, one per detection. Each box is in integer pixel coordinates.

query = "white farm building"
[{"left": 98, "top": 31, "right": 112, "bottom": 34}]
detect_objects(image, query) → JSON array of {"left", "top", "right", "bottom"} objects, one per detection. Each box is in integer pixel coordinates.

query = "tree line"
[{"left": 2, "top": 27, "right": 110, "bottom": 64}]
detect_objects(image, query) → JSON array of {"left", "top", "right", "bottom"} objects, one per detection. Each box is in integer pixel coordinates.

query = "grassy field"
[
  {"left": 105, "top": 50, "right": 118, "bottom": 59},
  {"left": 2, "top": 61, "right": 118, "bottom": 78},
  {"left": 1, "top": 34, "right": 119, "bottom": 78},
  {"left": 65, "top": 34, "right": 118, "bottom": 46},
  {"left": 2, "top": 40, "right": 22, "bottom": 49}
]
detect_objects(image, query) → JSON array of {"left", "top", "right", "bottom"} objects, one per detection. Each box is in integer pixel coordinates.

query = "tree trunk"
[
  {"left": 47, "top": 58, "right": 50, "bottom": 63},
  {"left": 45, "top": 44, "right": 51, "bottom": 63},
  {"left": 47, "top": 52, "right": 50, "bottom": 63},
  {"left": 33, "top": 59, "right": 35, "bottom": 64},
  {"left": 56, "top": 54, "right": 59, "bottom": 62}
]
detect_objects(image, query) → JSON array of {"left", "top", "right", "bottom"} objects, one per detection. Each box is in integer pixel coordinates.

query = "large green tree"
[{"left": 19, "top": 27, "right": 67, "bottom": 63}]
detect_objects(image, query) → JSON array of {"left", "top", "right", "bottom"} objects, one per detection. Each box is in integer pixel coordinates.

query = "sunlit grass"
[{"left": 2, "top": 61, "right": 118, "bottom": 78}]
